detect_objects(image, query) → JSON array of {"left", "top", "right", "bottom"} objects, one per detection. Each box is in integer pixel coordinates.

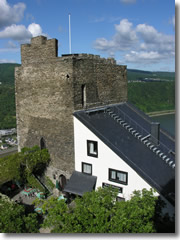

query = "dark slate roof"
[
  {"left": 74, "top": 102, "right": 175, "bottom": 205},
  {"left": 64, "top": 171, "right": 97, "bottom": 196}
]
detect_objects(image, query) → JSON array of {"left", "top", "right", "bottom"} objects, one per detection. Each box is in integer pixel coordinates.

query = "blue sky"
[{"left": 0, "top": 0, "right": 176, "bottom": 71}]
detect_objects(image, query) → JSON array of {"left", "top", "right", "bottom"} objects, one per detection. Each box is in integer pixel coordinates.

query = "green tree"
[
  {"left": 21, "top": 145, "right": 50, "bottom": 176},
  {"left": 38, "top": 187, "right": 160, "bottom": 233},
  {"left": 0, "top": 193, "right": 39, "bottom": 233},
  {"left": 109, "top": 189, "right": 157, "bottom": 233},
  {"left": 0, "top": 146, "right": 50, "bottom": 186},
  {"left": 0, "top": 153, "right": 22, "bottom": 185}
]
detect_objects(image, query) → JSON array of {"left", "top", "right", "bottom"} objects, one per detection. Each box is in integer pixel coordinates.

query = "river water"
[{"left": 151, "top": 113, "right": 175, "bottom": 136}]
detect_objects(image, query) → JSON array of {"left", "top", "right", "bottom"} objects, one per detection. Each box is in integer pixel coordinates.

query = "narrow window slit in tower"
[
  {"left": 40, "top": 137, "right": 46, "bottom": 150},
  {"left": 82, "top": 84, "right": 86, "bottom": 108}
]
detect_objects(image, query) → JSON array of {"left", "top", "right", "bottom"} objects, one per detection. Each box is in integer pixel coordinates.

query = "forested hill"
[
  {"left": 127, "top": 69, "right": 175, "bottom": 113},
  {"left": 0, "top": 63, "right": 175, "bottom": 129},
  {"left": 0, "top": 63, "right": 20, "bottom": 129},
  {"left": 0, "top": 63, "right": 20, "bottom": 85},
  {"left": 127, "top": 69, "right": 175, "bottom": 81}
]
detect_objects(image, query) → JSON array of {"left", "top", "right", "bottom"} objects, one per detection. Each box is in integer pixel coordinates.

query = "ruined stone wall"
[
  {"left": 72, "top": 54, "right": 127, "bottom": 110},
  {"left": 15, "top": 36, "right": 127, "bottom": 177}
]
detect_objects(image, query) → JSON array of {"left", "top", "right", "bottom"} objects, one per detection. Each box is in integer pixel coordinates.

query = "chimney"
[{"left": 151, "top": 122, "right": 160, "bottom": 145}]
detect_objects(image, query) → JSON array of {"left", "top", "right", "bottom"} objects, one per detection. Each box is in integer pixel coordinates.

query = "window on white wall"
[
  {"left": 116, "top": 196, "right": 125, "bottom": 202},
  {"left": 87, "top": 140, "right": 98, "bottom": 157},
  {"left": 109, "top": 168, "right": 128, "bottom": 185},
  {"left": 82, "top": 162, "right": 92, "bottom": 175}
]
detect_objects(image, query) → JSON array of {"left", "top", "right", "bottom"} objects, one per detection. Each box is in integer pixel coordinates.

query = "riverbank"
[{"left": 147, "top": 110, "right": 175, "bottom": 117}]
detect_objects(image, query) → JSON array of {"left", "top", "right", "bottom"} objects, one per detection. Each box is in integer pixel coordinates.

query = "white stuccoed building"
[
  {"left": 74, "top": 116, "right": 152, "bottom": 201},
  {"left": 64, "top": 102, "right": 175, "bottom": 216}
]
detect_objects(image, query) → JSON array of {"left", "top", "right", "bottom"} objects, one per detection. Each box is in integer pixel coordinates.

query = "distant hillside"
[
  {"left": 128, "top": 81, "right": 175, "bottom": 113},
  {"left": 127, "top": 69, "right": 175, "bottom": 82},
  {"left": 0, "top": 63, "right": 20, "bottom": 129},
  {"left": 127, "top": 69, "right": 175, "bottom": 113},
  {"left": 0, "top": 63, "right": 20, "bottom": 85}
]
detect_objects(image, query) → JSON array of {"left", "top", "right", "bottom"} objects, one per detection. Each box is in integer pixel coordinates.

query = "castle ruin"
[{"left": 15, "top": 36, "right": 127, "bottom": 177}]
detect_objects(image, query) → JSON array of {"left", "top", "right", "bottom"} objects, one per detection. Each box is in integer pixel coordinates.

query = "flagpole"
[{"left": 69, "top": 14, "right": 71, "bottom": 54}]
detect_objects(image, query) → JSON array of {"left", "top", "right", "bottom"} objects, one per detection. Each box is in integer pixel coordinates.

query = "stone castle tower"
[{"left": 15, "top": 36, "right": 127, "bottom": 176}]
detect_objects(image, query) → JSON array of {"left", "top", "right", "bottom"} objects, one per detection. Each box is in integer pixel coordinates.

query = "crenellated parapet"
[
  {"left": 21, "top": 36, "right": 58, "bottom": 65},
  {"left": 61, "top": 53, "right": 116, "bottom": 64}
]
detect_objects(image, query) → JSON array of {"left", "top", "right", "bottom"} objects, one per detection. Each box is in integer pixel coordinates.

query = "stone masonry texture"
[{"left": 15, "top": 36, "right": 127, "bottom": 177}]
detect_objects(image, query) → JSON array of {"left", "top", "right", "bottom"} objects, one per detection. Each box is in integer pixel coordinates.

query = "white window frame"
[
  {"left": 109, "top": 168, "right": 128, "bottom": 185},
  {"left": 82, "top": 162, "right": 92, "bottom": 175},
  {"left": 87, "top": 140, "right": 98, "bottom": 158}
]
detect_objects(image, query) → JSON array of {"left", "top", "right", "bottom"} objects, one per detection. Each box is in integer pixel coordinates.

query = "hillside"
[
  {"left": 0, "top": 63, "right": 20, "bottom": 85},
  {"left": 0, "top": 63, "right": 20, "bottom": 129},
  {"left": 0, "top": 63, "right": 175, "bottom": 129},
  {"left": 128, "top": 81, "right": 175, "bottom": 113},
  {"left": 127, "top": 69, "right": 175, "bottom": 82},
  {"left": 127, "top": 69, "right": 175, "bottom": 113}
]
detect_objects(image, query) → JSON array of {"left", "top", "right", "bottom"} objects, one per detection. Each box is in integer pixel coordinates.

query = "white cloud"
[
  {"left": 0, "top": 0, "right": 26, "bottom": 29},
  {"left": 94, "top": 18, "right": 175, "bottom": 66},
  {"left": 94, "top": 19, "right": 138, "bottom": 53},
  {"left": 0, "top": 1, "right": 46, "bottom": 43},
  {"left": 0, "top": 23, "right": 46, "bottom": 43},
  {"left": 120, "top": 0, "right": 136, "bottom": 4},
  {"left": 0, "top": 24, "right": 32, "bottom": 41},
  {"left": 28, "top": 23, "right": 43, "bottom": 37},
  {"left": 125, "top": 51, "right": 162, "bottom": 64},
  {"left": 136, "top": 23, "right": 175, "bottom": 54}
]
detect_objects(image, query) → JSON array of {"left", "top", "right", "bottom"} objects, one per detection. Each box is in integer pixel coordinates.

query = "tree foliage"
[
  {"left": 0, "top": 146, "right": 50, "bottom": 186},
  {"left": 0, "top": 85, "right": 16, "bottom": 129},
  {"left": 128, "top": 81, "right": 175, "bottom": 113},
  {"left": 37, "top": 187, "right": 160, "bottom": 233},
  {"left": 0, "top": 63, "right": 20, "bottom": 85},
  {"left": 0, "top": 193, "right": 39, "bottom": 233},
  {"left": 0, "top": 63, "right": 19, "bottom": 129}
]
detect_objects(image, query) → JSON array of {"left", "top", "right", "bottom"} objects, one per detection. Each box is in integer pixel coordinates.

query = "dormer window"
[{"left": 87, "top": 140, "right": 98, "bottom": 158}]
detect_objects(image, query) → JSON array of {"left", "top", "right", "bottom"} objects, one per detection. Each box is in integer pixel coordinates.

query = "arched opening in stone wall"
[
  {"left": 81, "top": 84, "right": 87, "bottom": 108},
  {"left": 59, "top": 174, "right": 67, "bottom": 191},
  {"left": 40, "top": 137, "right": 46, "bottom": 150}
]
